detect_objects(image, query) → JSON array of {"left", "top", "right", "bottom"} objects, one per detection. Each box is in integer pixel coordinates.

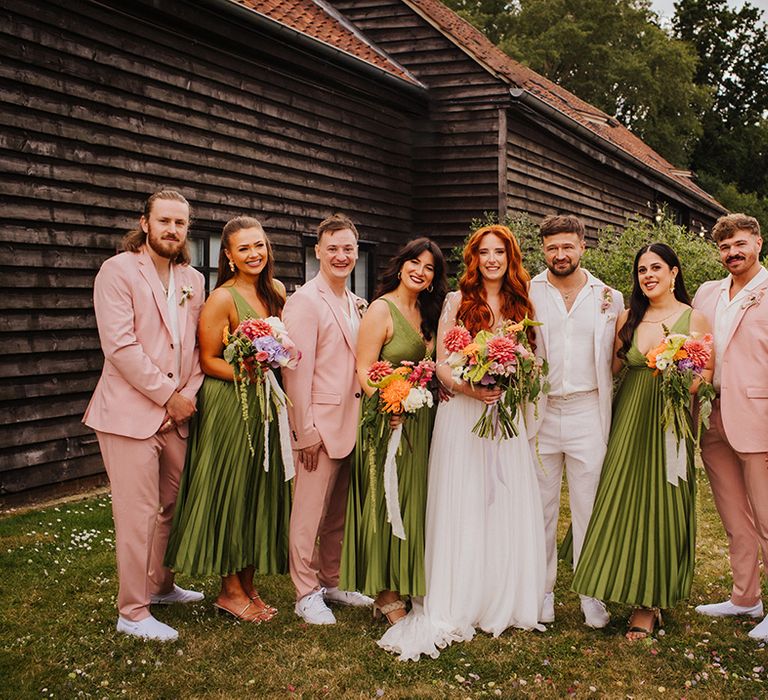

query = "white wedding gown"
[{"left": 378, "top": 292, "right": 546, "bottom": 661}]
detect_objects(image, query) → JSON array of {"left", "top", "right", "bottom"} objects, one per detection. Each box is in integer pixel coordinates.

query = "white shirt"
[
  {"left": 544, "top": 277, "right": 598, "bottom": 396},
  {"left": 343, "top": 290, "right": 360, "bottom": 343},
  {"left": 713, "top": 266, "right": 768, "bottom": 391},
  {"left": 166, "top": 265, "right": 181, "bottom": 386}
]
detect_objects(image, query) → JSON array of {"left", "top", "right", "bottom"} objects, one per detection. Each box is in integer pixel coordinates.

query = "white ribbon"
[
  {"left": 383, "top": 424, "right": 406, "bottom": 540},
  {"left": 262, "top": 370, "right": 296, "bottom": 481},
  {"left": 664, "top": 425, "right": 687, "bottom": 487}
]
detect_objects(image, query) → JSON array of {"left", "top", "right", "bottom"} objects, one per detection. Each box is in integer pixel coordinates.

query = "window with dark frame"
[{"left": 189, "top": 226, "right": 221, "bottom": 294}]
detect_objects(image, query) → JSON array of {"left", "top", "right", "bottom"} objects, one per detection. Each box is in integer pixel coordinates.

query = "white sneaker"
[
  {"left": 540, "top": 592, "right": 555, "bottom": 623},
  {"left": 116, "top": 615, "right": 178, "bottom": 641},
  {"left": 150, "top": 584, "right": 204, "bottom": 605},
  {"left": 581, "top": 596, "right": 610, "bottom": 629},
  {"left": 695, "top": 599, "right": 763, "bottom": 618},
  {"left": 748, "top": 614, "right": 768, "bottom": 640},
  {"left": 295, "top": 589, "right": 336, "bottom": 625},
  {"left": 323, "top": 587, "right": 374, "bottom": 607}
]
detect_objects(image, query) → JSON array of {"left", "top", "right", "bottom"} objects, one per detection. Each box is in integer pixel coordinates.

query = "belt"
[{"left": 547, "top": 389, "right": 598, "bottom": 403}]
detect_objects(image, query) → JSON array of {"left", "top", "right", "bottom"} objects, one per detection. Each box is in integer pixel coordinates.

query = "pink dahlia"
[
  {"left": 444, "top": 326, "right": 472, "bottom": 352},
  {"left": 487, "top": 336, "right": 518, "bottom": 364},
  {"left": 238, "top": 318, "right": 273, "bottom": 340},
  {"left": 682, "top": 336, "right": 712, "bottom": 371},
  {"left": 368, "top": 360, "right": 394, "bottom": 383}
]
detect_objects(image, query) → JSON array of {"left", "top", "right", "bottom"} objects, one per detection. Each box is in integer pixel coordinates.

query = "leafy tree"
[
  {"left": 444, "top": 0, "right": 710, "bottom": 165},
  {"left": 672, "top": 0, "right": 768, "bottom": 240}
]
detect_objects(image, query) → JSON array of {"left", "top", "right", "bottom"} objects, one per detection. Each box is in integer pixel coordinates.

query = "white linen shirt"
[
  {"left": 166, "top": 265, "right": 181, "bottom": 387},
  {"left": 713, "top": 265, "right": 768, "bottom": 391},
  {"left": 544, "top": 278, "right": 598, "bottom": 397}
]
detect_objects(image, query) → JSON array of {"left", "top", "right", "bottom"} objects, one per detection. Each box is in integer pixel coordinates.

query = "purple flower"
[
  {"left": 479, "top": 374, "right": 497, "bottom": 386},
  {"left": 252, "top": 335, "right": 290, "bottom": 367},
  {"left": 676, "top": 358, "right": 694, "bottom": 371}
]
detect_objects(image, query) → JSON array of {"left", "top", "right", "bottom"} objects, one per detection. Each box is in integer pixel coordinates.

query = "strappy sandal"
[
  {"left": 213, "top": 600, "right": 273, "bottom": 624},
  {"left": 249, "top": 593, "right": 278, "bottom": 621},
  {"left": 373, "top": 598, "right": 407, "bottom": 625},
  {"left": 625, "top": 607, "right": 663, "bottom": 641}
]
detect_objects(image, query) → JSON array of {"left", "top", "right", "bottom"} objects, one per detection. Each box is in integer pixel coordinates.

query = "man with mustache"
[
  {"left": 528, "top": 214, "right": 623, "bottom": 628},
  {"left": 693, "top": 213, "right": 768, "bottom": 640},
  {"left": 84, "top": 190, "right": 205, "bottom": 641}
]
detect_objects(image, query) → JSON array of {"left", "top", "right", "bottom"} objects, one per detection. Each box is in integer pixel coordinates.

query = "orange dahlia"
[{"left": 380, "top": 376, "right": 412, "bottom": 413}]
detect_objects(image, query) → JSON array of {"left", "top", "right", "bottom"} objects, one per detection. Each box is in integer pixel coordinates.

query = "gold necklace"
[{"left": 640, "top": 307, "right": 682, "bottom": 324}]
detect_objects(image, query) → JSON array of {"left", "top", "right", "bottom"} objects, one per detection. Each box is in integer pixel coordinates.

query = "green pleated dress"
[
  {"left": 340, "top": 300, "right": 435, "bottom": 597},
  {"left": 571, "top": 308, "right": 696, "bottom": 609},
  {"left": 165, "top": 287, "right": 291, "bottom": 576}
]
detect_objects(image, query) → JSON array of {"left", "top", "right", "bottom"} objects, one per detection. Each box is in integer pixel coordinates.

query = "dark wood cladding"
[
  {"left": 335, "top": 0, "right": 509, "bottom": 253},
  {"left": 0, "top": 0, "right": 423, "bottom": 505}
]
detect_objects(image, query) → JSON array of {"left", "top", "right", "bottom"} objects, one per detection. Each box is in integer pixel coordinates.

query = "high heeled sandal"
[
  {"left": 213, "top": 600, "right": 273, "bottom": 624},
  {"left": 373, "top": 599, "right": 407, "bottom": 625},
  {"left": 625, "top": 607, "right": 663, "bottom": 641},
  {"left": 249, "top": 593, "right": 278, "bottom": 619}
]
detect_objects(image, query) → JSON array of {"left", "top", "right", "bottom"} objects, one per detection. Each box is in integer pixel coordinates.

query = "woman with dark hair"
[
  {"left": 340, "top": 237, "right": 448, "bottom": 625},
  {"left": 572, "top": 243, "right": 712, "bottom": 640},
  {"left": 165, "top": 217, "right": 291, "bottom": 623},
  {"left": 378, "top": 225, "right": 546, "bottom": 660}
]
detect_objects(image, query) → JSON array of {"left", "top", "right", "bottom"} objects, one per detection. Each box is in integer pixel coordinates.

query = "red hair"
[{"left": 457, "top": 225, "right": 535, "bottom": 345}]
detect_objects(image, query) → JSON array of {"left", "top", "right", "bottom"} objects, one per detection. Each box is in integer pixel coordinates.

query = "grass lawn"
[{"left": 1, "top": 470, "right": 766, "bottom": 699}]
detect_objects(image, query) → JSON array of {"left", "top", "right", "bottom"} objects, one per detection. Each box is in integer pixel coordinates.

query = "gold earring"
[
  {"left": 228, "top": 260, "right": 235, "bottom": 272},
  {"left": 670, "top": 278, "right": 675, "bottom": 294}
]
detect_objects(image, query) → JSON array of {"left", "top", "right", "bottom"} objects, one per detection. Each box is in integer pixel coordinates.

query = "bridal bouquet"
[
  {"left": 361, "top": 357, "right": 436, "bottom": 539},
  {"left": 223, "top": 317, "right": 300, "bottom": 478},
  {"left": 645, "top": 328, "right": 715, "bottom": 484},
  {"left": 444, "top": 319, "right": 548, "bottom": 439}
]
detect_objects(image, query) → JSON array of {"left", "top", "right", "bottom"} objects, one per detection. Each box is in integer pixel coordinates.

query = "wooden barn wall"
[
  {"left": 336, "top": 0, "right": 722, "bottom": 246},
  {"left": 335, "top": 0, "right": 510, "bottom": 254},
  {"left": 505, "top": 111, "right": 656, "bottom": 240},
  {"left": 0, "top": 0, "right": 421, "bottom": 504},
  {"left": 504, "top": 109, "right": 722, "bottom": 237}
]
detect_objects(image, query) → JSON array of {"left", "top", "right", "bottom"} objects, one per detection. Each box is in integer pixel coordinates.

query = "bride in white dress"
[{"left": 378, "top": 225, "right": 547, "bottom": 661}]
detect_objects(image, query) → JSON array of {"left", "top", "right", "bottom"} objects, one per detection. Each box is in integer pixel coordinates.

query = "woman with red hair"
[{"left": 379, "top": 225, "right": 547, "bottom": 661}]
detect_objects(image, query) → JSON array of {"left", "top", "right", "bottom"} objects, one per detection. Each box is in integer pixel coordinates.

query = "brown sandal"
[
  {"left": 373, "top": 598, "right": 407, "bottom": 625},
  {"left": 625, "top": 607, "right": 663, "bottom": 641}
]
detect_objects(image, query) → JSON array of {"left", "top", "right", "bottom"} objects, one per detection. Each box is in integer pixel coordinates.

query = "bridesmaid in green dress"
[
  {"left": 340, "top": 238, "right": 448, "bottom": 624},
  {"left": 165, "top": 216, "right": 291, "bottom": 623},
  {"left": 572, "top": 243, "right": 712, "bottom": 640}
]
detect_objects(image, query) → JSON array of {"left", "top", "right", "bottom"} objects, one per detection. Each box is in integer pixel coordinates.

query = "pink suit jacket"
[
  {"left": 282, "top": 273, "right": 363, "bottom": 460},
  {"left": 693, "top": 271, "right": 768, "bottom": 453},
  {"left": 83, "top": 247, "right": 205, "bottom": 440}
]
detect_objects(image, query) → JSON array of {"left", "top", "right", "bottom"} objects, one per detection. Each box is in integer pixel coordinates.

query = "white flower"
[
  {"left": 403, "top": 387, "right": 432, "bottom": 412},
  {"left": 264, "top": 316, "right": 287, "bottom": 338},
  {"left": 179, "top": 286, "right": 194, "bottom": 305},
  {"left": 655, "top": 357, "right": 670, "bottom": 370}
]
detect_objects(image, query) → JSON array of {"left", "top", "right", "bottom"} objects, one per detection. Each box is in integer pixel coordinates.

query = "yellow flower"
[{"left": 222, "top": 324, "right": 230, "bottom": 345}]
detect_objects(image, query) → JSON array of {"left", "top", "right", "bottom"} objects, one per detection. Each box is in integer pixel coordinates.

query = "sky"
[{"left": 650, "top": 0, "right": 768, "bottom": 21}]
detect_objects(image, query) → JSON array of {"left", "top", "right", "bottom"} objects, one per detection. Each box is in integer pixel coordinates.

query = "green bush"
[
  {"left": 452, "top": 211, "right": 725, "bottom": 299},
  {"left": 582, "top": 214, "right": 723, "bottom": 300}
]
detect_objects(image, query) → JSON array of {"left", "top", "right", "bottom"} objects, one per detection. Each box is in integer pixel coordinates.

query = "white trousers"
[{"left": 533, "top": 392, "right": 607, "bottom": 593}]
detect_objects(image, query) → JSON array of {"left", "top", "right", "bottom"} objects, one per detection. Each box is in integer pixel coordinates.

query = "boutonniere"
[
  {"left": 600, "top": 286, "right": 613, "bottom": 313},
  {"left": 179, "top": 286, "right": 194, "bottom": 306},
  {"left": 355, "top": 298, "right": 368, "bottom": 319},
  {"left": 741, "top": 289, "right": 765, "bottom": 310}
]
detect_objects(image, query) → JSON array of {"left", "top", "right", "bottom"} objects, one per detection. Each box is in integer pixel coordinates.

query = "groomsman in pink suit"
[
  {"left": 528, "top": 214, "right": 623, "bottom": 628},
  {"left": 693, "top": 213, "right": 768, "bottom": 640},
  {"left": 83, "top": 190, "right": 206, "bottom": 641},
  {"left": 282, "top": 214, "right": 373, "bottom": 624}
]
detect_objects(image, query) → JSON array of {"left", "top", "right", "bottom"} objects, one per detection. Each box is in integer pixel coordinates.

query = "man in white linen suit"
[{"left": 528, "top": 214, "right": 623, "bottom": 628}]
